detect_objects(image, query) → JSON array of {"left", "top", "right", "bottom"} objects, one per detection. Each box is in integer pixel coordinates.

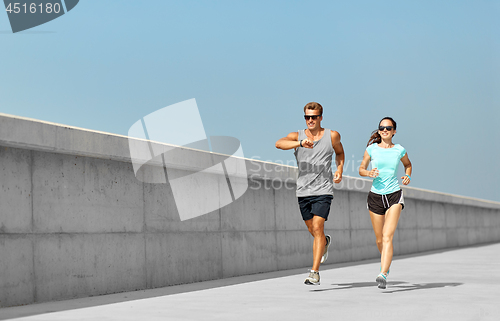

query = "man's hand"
[
  {"left": 301, "top": 138, "right": 314, "bottom": 149},
  {"left": 333, "top": 170, "right": 343, "bottom": 183}
]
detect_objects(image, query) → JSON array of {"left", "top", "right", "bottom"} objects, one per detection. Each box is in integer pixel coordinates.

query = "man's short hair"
[{"left": 304, "top": 102, "right": 323, "bottom": 115}]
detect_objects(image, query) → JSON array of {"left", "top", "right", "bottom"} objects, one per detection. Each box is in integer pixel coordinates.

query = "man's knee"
[{"left": 310, "top": 224, "right": 324, "bottom": 236}]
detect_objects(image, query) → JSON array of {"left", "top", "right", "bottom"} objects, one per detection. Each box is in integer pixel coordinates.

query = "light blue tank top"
[
  {"left": 294, "top": 129, "right": 334, "bottom": 197},
  {"left": 366, "top": 143, "right": 406, "bottom": 195}
]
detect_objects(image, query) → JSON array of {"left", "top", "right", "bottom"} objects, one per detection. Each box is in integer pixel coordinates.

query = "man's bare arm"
[
  {"left": 276, "top": 132, "right": 313, "bottom": 150},
  {"left": 331, "top": 130, "right": 345, "bottom": 183}
]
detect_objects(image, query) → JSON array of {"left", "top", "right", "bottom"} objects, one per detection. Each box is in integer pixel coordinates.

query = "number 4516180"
[{"left": 5, "top": 2, "right": 62, "bottom": 14}]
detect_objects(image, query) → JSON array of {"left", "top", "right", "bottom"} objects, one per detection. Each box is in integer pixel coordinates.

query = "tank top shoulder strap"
[
  {"left": 318, "top": 129, "right": 333, "bottom": 152},
  {"left": 298, "top": 129, "right": 307, "bottom": 140}
]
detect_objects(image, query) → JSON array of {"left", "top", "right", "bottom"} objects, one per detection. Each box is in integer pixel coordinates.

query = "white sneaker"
[
  {"left": 321, "top": 235, "right": 331, "bottom": 264},
  {"left": 304, "top": 270, "right": 320, "bottom": 285}
]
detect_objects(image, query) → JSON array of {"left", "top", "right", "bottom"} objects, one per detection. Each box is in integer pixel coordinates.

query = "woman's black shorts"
[{"left": 367, "top": 190, "right": 404, "bottom": 215}]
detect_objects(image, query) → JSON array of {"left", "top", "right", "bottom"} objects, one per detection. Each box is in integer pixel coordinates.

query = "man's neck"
[
  {"left": 307, "top": 127, "right": 324, "bottom": 137},
  {"left": 307, "top": 127, "right": 324, "bottom": 140}
]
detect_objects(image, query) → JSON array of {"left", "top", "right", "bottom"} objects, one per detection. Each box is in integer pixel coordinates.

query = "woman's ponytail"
[{"left": 367, "top": 130, "right": 381, "bottom": 146}]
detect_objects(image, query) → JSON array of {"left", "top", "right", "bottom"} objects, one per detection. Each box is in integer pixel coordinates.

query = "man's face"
[{"left": 304, "top": 109, "right": 322, "bottom": 130}]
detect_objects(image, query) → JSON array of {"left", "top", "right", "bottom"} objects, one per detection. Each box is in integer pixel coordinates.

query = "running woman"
[
  {"left": 358, "top": 117, "right": 412, "bottom": 289},
  {"left": 276, "top": 102, "right": 345, "bottom": 285}
]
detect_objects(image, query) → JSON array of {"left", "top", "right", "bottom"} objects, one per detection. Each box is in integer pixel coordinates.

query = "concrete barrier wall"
[{"left": 1, "top": 113, "right": 499, "bottom": 307}]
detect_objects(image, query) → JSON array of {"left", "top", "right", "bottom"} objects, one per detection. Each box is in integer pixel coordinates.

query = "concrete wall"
[{"left": 1, "top": 113, "right": 499, "bottom": 307}]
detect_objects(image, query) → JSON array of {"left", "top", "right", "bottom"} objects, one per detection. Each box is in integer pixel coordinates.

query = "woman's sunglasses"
[{"left": 378, "top": 126, "right": 394, "bottom": 131}]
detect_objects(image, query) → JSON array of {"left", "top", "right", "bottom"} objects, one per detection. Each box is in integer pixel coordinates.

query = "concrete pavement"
[{"left": 1, "top": 242, "right": 499, "bottom": 321}]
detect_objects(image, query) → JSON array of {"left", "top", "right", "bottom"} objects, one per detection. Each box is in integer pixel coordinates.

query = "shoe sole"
[
  {"left": 304, "top": 279, "right": 320, "bottom": 285},
  {"left": 376, "top": 275, "right": 387, "bottom": 289},
  {"left": 321, "top": 235, "right": 331, "bottom": 264}
]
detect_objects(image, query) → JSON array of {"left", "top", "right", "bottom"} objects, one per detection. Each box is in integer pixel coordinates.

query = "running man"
[{"left": 275, "top": 102, "right": 345, "bottom": 285}]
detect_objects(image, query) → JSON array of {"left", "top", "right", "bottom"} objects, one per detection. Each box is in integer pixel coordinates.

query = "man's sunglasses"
[
  {"left": 304, "top": 115, "right": 321, "bottom": 120},
  {"left": 379, "top": 126, "right": 394, "bottom": 131}
]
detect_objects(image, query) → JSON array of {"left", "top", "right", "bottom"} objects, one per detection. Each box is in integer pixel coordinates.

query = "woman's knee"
[{"left": 382, "top": 234, "right": 393, "bottom": 244}]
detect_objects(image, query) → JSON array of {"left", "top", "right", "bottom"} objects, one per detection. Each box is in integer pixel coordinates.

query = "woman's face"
[{"left": 378, "top": 119, "right": 396, "bottom": 139}]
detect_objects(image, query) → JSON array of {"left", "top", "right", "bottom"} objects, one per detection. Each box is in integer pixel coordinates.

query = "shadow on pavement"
[
  {"left": 382, "top": 282, "right": 463, "bottom": 293},
  {"left": 310, "top": 281, "right": 406, "bottom": 292},
  {"left": 311, "top": 281, "right": 462, "bottom": 293}
]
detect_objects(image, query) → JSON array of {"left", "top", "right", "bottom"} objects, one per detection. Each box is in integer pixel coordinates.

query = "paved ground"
[{"left": 1, "top": 242, "right": 499, "bottom": 321}]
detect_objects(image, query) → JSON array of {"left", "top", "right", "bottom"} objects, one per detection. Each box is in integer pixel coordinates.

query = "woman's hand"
[{"left": 368, "top": 168, "right": 379, "bottom": 178}]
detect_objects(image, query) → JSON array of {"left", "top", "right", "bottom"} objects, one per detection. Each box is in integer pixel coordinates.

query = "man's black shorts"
[
  {"left": 298, "top": 195, "right": 333, "bottom": 221},
  {"left": 367, "top": 189, "right": 404, "bottom": 215}
]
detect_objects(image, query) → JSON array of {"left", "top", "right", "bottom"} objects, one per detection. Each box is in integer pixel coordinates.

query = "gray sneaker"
[
  {"left": 321, "top": 235, "right": 331, "bottom": 264},
  {"left": 304, "top": 270, "right": 320, "bottom": 285},
  {"left": 376, "top": 273, "right": 387, "bottom": 289}
]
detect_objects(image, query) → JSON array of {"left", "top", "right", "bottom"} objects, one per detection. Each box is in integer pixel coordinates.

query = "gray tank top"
[{"left": 294, "top": 129, "right": 334, "bottom": 197}]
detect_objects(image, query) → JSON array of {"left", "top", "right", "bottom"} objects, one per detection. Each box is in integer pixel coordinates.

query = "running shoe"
[
  {"left": 376, "top": 273, "right": 387, "bottom": 289},
  {"left": 321, "top": 234, "right": 331, "bottom": 264},
  {"left": 304, "top": 270, "right": 320, "bottom": 285}
]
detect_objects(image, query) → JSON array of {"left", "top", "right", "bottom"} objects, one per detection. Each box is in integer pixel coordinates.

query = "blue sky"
[{"left": 1, "top": 0, "right": 499, "bottom": 202}]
